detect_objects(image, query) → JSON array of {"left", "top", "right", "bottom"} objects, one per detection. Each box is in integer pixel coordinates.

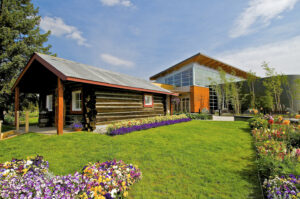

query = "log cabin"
[{"left": 12, "top": 53, "right": 176, "bottom": 135}]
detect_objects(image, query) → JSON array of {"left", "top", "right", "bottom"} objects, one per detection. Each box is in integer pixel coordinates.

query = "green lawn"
[{"left": 0, "top": 121, "right": 262, "bottom": 199}]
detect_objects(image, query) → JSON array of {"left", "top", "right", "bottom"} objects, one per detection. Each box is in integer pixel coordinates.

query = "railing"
[
  {"left": 15, "top": 111, "right": 30, "bottom": 133},
  {"left": 0, "top": 120, "right": 2, "bottom": 139},
  {"left": 0, "top": 111, "right": 30, "bottom": 140}
]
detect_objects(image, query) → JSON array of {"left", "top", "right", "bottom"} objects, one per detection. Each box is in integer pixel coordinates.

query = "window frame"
[
  {"left": 46, "top": 94, "right": 53, "bottom": 111},
  {"left": 70, "top": 89, "right": 83, "bottom": 114},
  {"left": 143, "top": 94, "right": 153, "bottom": 108}
]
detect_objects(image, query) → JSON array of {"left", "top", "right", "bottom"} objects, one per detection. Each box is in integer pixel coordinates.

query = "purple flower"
[{"left": 109, "top": 118, "right": 191, "bottom": 135}]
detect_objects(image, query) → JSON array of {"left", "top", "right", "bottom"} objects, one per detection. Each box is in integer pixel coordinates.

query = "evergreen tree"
[{"left": 0, "top": 0, "right": 52, "bottom": 121}]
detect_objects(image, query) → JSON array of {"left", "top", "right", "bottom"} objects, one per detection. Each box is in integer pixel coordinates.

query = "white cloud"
[
  {"left": 100, "top": 53, "right": 134, "bottom": 68},
  {"left": 100, "top": 0, "right": 132, "bottom": 7},
  {"left": 216, "top": 35, "right": 300, "bottom": 77},
  {"left": 230, "top": 0, "right": 298, "bottom": 38},
  {"left": 40, "top": 16, "right": 89, "bottom": 47}
]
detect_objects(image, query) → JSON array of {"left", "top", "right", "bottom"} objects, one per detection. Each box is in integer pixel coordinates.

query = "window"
[
  {"left": 144, "top": 94, "right": 153, "bottom": 107},
  {"left": 164, "top": 68, "right": 193, "bottom": 87},
  {"left": 72, "top": 90, "right": 82, "bottom": 112},
  {"left": 174, "top": 73, "right": 181, "bottom": 87},
  {"left": 46, "top": 95, "right": 53, "bottom": 111},
  {"left": 165, "top": 76, "right": 174, "bottom": 85}
]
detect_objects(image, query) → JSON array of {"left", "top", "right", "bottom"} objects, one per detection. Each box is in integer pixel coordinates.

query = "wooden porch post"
[
  {"left": 170, "top": 96, "right": 173, "bottom": 115},
  {"left": 57, "top": 77, "right": 64, "bottom": 135},
  {"left": 15, "top": 86, "right": 19, "bottom": 127}
]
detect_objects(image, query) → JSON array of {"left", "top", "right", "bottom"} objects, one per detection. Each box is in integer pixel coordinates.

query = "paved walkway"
[
  {"left": 212, "top": 115, "right": 235, "bottom": 121},
  {"left": 17, "top": 126, "right": 74, "bottom": 135}
]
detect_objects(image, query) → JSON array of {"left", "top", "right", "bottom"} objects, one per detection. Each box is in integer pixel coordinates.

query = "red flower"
[{"left": 268, "top": 119, "right": 274, "bottom": 124}]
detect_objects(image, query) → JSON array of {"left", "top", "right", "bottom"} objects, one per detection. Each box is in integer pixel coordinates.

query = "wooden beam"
[
  {"left": 14, "top": 87, "right": 19, "bottom": 127},
  {"left": 170, "top": 96, "right": 173, "bottom": 115},
  {"left": 200, "top": 58, "right": 215, "bottom": 67},
  {"left": 25, "top": 111, "right": 29, "bottom": 133},
  {"left": 57, "top": 77, "right": 64, "bottom": 135}
]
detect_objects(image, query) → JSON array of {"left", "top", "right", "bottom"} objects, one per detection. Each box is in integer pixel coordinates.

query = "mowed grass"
[{"left": 0, "top": 121, "right": 262, "bottom": 199}]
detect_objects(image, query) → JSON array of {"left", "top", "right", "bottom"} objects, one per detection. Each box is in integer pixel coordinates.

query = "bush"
[
  {"left": 248, "top": 115, "right": 268, "bottom": 129},
  {"left": 290, "top": 131, "right": 300, "bottom": 148},
  {"left": 185, "top": 113, "right": 211, "bottom": 120}
]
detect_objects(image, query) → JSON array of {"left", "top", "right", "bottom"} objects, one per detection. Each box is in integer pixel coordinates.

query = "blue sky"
[{"left": 33, "top": 0, "right": 300, "bottom": 78}]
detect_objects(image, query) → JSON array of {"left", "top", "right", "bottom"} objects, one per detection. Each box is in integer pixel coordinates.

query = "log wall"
[{"left": 95, "top": 89, "right": 166, "bottom": 125}]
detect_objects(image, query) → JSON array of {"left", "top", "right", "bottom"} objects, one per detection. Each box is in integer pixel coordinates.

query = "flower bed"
[
  {"left": 0, "top": 156, "right": 142, "bottom": 198},
  {"left": 249, "top": 115, "right": 300, "bottom": 198},
  {"left": 263, "top": 175, "right": 300, "bottom": 199},
  {"left": 107, "top": 114, "right": 191, "bottom": 135}
]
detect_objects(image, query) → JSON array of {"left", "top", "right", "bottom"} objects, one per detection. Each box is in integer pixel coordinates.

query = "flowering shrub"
[
  {"left": 70, "top": 122, "right": 83, "bottom": 129},
  {"left": 107, "top": 114, "right": 190, "bottom": 135},
  {"left": 249, "top": 108, "right": 259, "bottom": 114},
  {"left": 250, "top": 115, "right": 300, "bottom": 198},
  {"left": 263, "top": 175, "right": 300, "bottom": 199},
  {"left": 81, "top": 160, "right": 142, "bottom": 198},
  {"left": 252, "top": 128, "right": 288, "bottom": 142},
  {"left": 0, "top": 156, "right": 142, "bottom": 198},
  {"left": 256, "top": 140, "right": 288, "bottom": 161},
  {"left": 185, "top": 113, "right": 211, "bottom": 120},
  {"left": 248, "top": 115, "right": 268, "bottom": 129}
]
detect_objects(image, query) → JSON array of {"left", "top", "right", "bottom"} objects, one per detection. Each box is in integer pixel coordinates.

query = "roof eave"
[
  {"left": 65, "top": 76, "right": 177, "bottom": 96},
  {"left": 150, "top": 53, "right": 250, "bottom": 80}
]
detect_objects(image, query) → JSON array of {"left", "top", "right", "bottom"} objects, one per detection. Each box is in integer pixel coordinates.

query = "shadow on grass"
[
  {"left": 238, "top": 125, "right": 264, "bottom": 199},
  {"left": 240, "top": 127, "right": 251, "bottom": 133},
  {"left": 237, "top": 165, "right": 264, "bottom": 199}
]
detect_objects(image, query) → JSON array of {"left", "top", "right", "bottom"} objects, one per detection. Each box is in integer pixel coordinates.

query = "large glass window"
[
  {"left": 165, "top": 76, "right": 174, "bottom": 85},
  {"left": 164, "top": 68, "right": 193, "bottom": 87}
]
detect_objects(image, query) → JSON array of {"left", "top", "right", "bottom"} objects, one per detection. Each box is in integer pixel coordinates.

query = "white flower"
[
  {"left": 110, "top": 188, "right": 118, "bottom": 198},
  {"left": 25, "top": 160, "right": 33, "bottom": 167}
]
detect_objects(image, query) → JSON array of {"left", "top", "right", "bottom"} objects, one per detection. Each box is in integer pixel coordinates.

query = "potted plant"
[{"left": 70, "top": 122, "right": 83, "bottom": 131}]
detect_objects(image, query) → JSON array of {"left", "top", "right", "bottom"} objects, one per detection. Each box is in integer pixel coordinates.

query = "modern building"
[{"left": 150, "top": 53, "right": 249, "bottom": 113}]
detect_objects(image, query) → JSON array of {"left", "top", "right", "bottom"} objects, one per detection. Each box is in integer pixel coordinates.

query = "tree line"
[{"left": 210, "top": 63, "right": 300, "bottom": 115}]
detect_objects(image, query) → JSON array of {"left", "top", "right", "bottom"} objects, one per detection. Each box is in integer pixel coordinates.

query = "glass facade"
[
  {"left": 159, "top": 63, "right": 243, "bottom": 88},
  {"left": 194, "top": 64, "right": 243, "bottom": 87},
  {"left": 164, "top": 68, "right": 193, "bottom": 87}
]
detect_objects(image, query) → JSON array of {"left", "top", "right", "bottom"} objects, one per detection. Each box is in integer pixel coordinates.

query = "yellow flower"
[
  {"left": 123, "top": 191, "right": 128, "bottom": 197},
  {"left": 22, "top": 168, "right": 29, "bottom": 175}
]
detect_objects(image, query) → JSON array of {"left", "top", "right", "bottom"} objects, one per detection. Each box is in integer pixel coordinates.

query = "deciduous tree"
[{"left": 261, "top": 63, "right": 285, "bottom": 113}]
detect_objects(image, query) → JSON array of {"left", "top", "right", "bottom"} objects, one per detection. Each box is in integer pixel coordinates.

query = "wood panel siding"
[
  {"left": 190, "top": 86, "right": 210, "bottom": 113},
  {"left": 95, "top": 90, "right": 166, "bottom": 125}
]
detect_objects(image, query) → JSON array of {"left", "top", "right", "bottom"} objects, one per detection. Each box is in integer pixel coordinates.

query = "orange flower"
[
  {"left": 295, "top": 115, "right": 300, "bottom": 119},
  {"left": 282, "top": 120, "right": 290, "bottom": 125}
]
